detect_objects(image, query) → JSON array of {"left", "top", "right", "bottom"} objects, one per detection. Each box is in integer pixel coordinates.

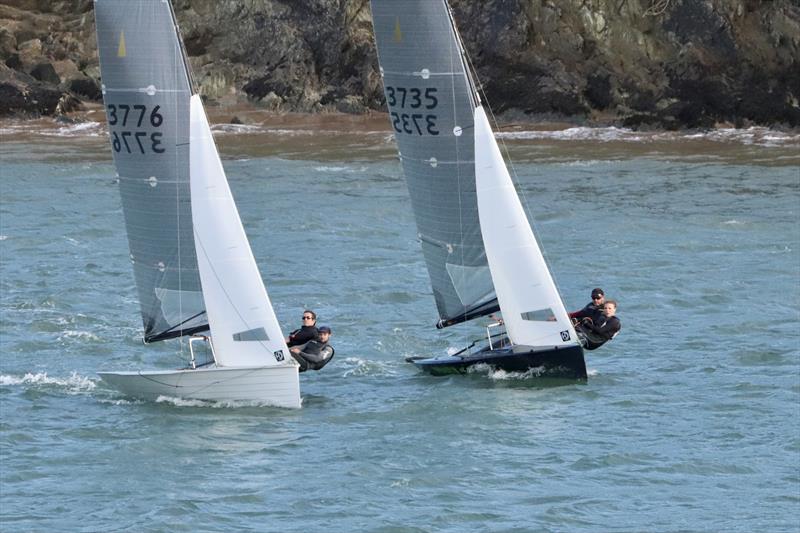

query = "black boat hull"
[{"left": 407, "top": 343, "right": 587, "bottom": 379}]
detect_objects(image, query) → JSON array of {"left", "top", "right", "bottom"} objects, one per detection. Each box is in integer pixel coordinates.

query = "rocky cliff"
[{"left": 1, "top": 0, "right": 798, "bottom": 128}]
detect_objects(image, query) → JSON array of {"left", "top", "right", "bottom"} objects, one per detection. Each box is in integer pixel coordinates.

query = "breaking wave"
[
  {"left": 313, "top": 165, "right": 350, "bottom": 172},
  {"left": 0, "top": 371, "right": 97, "bottom": 392},
  {"left": 464, "top": 363, "right": 598, "bottom": 380},
  {"left": 58, "top": 330, "right": 102, "bottom": 342},
  {"left": 210, "top": 123, "right": 264, "bottom": 134},
  {"left": 497, "top": 126, "right": 800, "bottom": 147},
  {"left": 47, "top": 121, "right": 105, "bottom": 137},
  {"left": 340, "top": 357, "right": 399, "bottom": 377},
  {"left": 151, "top": 395, "right": 294, "bottom": 409},
  {"left": 0, "top": 119, "right": 104, "bottom": 138},
  {"left": 4, "top": 116, "right": 796, "bottom": 149},
  {"left": 467, "top": 363, "right": 549, "bottom": 380}
]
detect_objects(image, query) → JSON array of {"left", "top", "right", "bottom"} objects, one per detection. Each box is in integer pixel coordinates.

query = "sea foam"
[
  {"left": 0, "top": 371, "right": 97, "bottom": 392},
  {"left": 497, "top": 126, "right": 800, "bottom": 147},
  {"left": 340, "top": 356, "right": 398, "bottom": 377}
]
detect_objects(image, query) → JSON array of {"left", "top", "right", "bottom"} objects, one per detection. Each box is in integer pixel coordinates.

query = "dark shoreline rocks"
[{"left": 0, "top": 0, "right": 797, "bottom": 129}]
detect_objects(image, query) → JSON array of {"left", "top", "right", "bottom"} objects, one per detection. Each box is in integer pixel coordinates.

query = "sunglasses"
[
  {"left": 302, "top": 316, "right": 314, "bottom": 320},
  {"left": 592, "top": 296, "right": 603, "bottom": 300}
]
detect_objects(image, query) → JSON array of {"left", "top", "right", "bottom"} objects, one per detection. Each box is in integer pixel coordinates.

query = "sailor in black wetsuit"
[
  {"left": 286, "top": 309, "right": 319, "bottom": 347},
  {"left": 576, "top": 299, "right": 621, "bottom": 350},
  {"left": 569, "top": 287, "right": 605, "bottom": 323},
  {"left": 290, "top": 325, "right": 335, "bottom": 372}
]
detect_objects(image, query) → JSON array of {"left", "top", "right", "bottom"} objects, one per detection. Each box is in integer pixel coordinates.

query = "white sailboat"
[
  {"left": 371, "top": 0, "right": 586, "bottom": 378},
  {"left": 94, "top": 0, "right": 301, "bottom": 407}
]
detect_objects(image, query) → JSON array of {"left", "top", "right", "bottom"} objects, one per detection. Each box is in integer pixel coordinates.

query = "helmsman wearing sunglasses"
[
  {"left": 286, "top": 310, "right": 319, "bottom": 347},
  {"left": 569, "top": 288, "right": 606, "bottom": 324}
]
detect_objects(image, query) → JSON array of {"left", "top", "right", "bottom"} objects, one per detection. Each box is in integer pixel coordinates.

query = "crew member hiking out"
[
  {"left": 575, "top": 300, "right": 621, "bottom": 350},
  {"left": 290, "top": 325, "right": 335, "bottom": 372}
]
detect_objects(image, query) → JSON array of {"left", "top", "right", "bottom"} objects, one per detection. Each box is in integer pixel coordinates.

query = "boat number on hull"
[
  {"left": 107, "top": 104, "right": 165, "bottom": 154},
  {"left": 385, "top": 86, "right": 439, "bottom": 136},
  {"left": 560, "top": 330, "right": 570, "bottom": 341},
  {"left": 273, "top": 349, "right": 285, "bottom": 362}
]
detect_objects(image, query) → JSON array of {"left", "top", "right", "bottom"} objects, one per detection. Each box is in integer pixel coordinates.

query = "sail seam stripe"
[
  {"left": 103, "top": 88, "right": 186, "bottom": 93},
  {"left": 399, "top": 156, "right": 474, "bottom": 164},
  {"left": 381, "top": 70, "right": 461, "bottom": 76},
  {"left": 118, "top": 178, "right": 185, "bottom": 183}
]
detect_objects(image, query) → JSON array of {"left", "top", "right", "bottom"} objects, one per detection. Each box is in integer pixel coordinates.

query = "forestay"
[
  {"left": 95, "top": 0, "right": 206, "bottom": 342},
  {"left": 371, "top": 0, "right": 497, "bottom": 327}
]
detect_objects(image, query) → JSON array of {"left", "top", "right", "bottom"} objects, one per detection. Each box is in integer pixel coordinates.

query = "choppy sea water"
[{"left": 1, "top": 118, "right": 799, "bottom": 533}]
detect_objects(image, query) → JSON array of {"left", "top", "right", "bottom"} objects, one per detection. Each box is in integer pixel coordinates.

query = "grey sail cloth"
[
  {"left": 371, "top": 0, "right": 497, "bottom": 327},
  {"left": 95, "top": 0, "right": 207, "bottom": 342}
]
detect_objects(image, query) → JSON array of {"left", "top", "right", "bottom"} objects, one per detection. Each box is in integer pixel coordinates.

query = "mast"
[
  {"left": 443, "top": 0, "right": 480, "bottom": 110},
  {"left": 166, "top": 0, "right": 197, "bottom": 96}
]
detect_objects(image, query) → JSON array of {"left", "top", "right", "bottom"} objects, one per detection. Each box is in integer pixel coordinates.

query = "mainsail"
[
  {"left": 95, "top": 0, "right": 205, "bottom": 342},
  {"left": 372, "top": 0, "right": 579, "bottom": 350},
  {"left": 371, "top": 0, "right": 497, "bottom": 328}
]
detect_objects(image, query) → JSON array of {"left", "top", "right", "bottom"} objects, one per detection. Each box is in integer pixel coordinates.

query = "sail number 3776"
[
  {"left": 107, "top": 104, "right": 165, "bottom": 154},
  {"left": 386, "top": 86, "right": 439, "bottom": 136}
]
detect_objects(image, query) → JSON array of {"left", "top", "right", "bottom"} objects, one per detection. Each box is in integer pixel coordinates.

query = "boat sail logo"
[
  {"left": 560, "top": 330, "right": 570, "bottom": 341},
  {"left": 273, "top": 350, "right": 285, "bottom": 362},
  {"left": 117, "top": 31, "right": 127, "bottom": 57},
  {"left": 393, "top": 17, "right": 402, "bottom": 42}
]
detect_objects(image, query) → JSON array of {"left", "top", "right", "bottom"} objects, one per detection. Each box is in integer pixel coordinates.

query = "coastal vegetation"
[{"left": 0, "top": 0, "right": 797, "bottom": 128}]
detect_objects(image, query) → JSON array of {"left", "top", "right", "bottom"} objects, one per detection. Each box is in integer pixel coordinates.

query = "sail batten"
[
  {"left": 399, "top": 157, "right": 474, "bottom": 165},
  {"left": 144, "top": 324, "right": 209, "bottom": 344},
  {"left": 380, "top": 70, "right": 465, "bottom": 76},
  {"left": 102, "top": 88, "right": 187, "bottom": 93}
]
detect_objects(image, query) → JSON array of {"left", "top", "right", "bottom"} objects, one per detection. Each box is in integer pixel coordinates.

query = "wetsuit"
[
  {"left": 291, "top": 340, "right": 335, "bottom": 372},
  {"left": 576, "top": 315, "right": 621, "bottom": 350},
  {"left": 287, "top": 325, "right": 318, "bottom": 347},
  {"left": 569, "top": 302, "right": 604, "bottom": 323}
]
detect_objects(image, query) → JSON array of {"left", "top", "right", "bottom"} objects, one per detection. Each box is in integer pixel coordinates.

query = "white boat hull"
[{"left": 98, "top": 365, "right": 301, "bottom": 408}]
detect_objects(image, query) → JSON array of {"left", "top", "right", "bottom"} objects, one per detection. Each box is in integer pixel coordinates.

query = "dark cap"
[
  {"left": 318, "top": 325, "right": 331, "bottom": 334},
  {"left": 591, "top": 288, "right": 604, "bottom": 298}
]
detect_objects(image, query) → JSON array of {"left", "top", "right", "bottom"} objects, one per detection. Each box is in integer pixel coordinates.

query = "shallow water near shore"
[{"left": 1, "top": 116, "right": 799, "bottom": 532}]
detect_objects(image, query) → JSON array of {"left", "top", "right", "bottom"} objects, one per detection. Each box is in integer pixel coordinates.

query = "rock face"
[{"left": 0, "top": 0, "right": 797, "bottom": 128}]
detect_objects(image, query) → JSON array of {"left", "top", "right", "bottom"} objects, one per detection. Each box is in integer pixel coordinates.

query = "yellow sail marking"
[
  {"left": 117, "top": 31, "right": 127, "bottom": 57},
  {"left": 393, "top": 17, "right": 402, "bottom": 43}
]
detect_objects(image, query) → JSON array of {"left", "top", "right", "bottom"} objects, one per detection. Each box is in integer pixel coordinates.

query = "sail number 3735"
[
  {"left": 107, "top": 104, "right": 165, "bottom": 154},
  {"left": 386, "top": 86, "right": 439, "bottom": 136}
]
